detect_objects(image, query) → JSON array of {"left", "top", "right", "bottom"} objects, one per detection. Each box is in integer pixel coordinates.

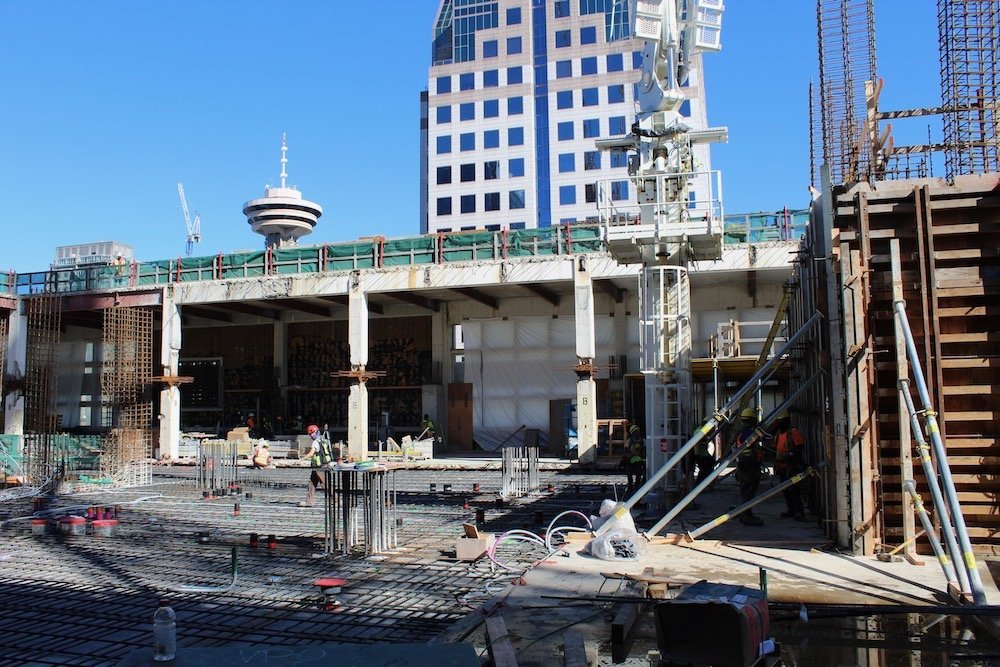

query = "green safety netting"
[
  {"left": 273, "top": 247, "right": 321, "bottom": 275},
  {"left": 0, "top": 434, "right": 22, "bottom": 474},
  {"left": 325, "top": 241, "right": 376, "bottom": 270},
  {"left": 175, "top": 254, "right": 217, "bottom": 282},
  {"left": 136, "top": 259, "right": 174, "bottom": 286},
  {"left": 221, "top": 250, "right": 266, "bottom": 278},
  {"left": 441, "top": 231, "right": 496, "bottom": 262},
  {"left": 382, "top": 237, "right": 435, "bottom": 266}
]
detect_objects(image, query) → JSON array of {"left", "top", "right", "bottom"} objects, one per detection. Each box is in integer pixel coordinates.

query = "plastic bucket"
[
  {"left": 91, "top": 519, "right": 118, "bottom": 537},
  {"left": 59, "top": 516, "right": 87, "bottom": 536}
]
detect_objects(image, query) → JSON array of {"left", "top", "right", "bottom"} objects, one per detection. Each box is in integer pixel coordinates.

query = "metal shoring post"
[
  {"left": 324, "top": 469, "right": 333, "bottom": 554},
  {"left": 899, "top": 381, "right": 971, "bottom": 596},
  {"left": 593, "top": 311, "right": 823, "bottom": 537},
  {"left": 686, "top": 465, "right": 823, "bottom": 540},
  {"left": 894, "top": 301, "right": 985, "bottom": 605},
  {"left": 648, "top": 372, "right": 822, "bottom": 535},
  {"left": 390, "top": 469, "right": 397, "bottom": 548},
  {"left": 903, "top": 480, "right": 958, "bottom": 587}
]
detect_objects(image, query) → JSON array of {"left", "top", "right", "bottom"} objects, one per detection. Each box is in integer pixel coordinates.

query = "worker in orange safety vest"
[{"left": 774, "top": 414, "right": 807, "bottom": 521}]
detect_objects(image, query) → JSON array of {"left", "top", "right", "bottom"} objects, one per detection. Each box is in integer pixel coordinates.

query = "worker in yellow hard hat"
[{"left": 734, "top": 407, "right": 764, "bottom": 526}]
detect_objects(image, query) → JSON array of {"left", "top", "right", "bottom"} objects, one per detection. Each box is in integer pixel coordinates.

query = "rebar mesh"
[
  {"left": 101, "top": 306, "right": 153, "bottom": 476},
  {"left": 816, "top": 0, "right": 878, "bottom": 185},
  {"left": 938, "top": 0, "right": 1000, "bottom": 177},
  {"left": 24, "top": 296, "right": 62, "bottom": 479}
]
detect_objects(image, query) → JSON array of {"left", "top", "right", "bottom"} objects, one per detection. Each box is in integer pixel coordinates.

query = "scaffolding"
[
  {"left": 101, "top": 306, "right": 153, "bottom": 479},
  {"left": 814, "top": 0, "right": 877, "bottom": 186},
  {"left": 938, "top": 0, "right": 1000, "bottom": 177}
]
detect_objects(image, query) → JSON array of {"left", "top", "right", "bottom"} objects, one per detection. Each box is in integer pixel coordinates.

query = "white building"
[{"left": 421, "top": 0, "right": 716, "bottom": 234}]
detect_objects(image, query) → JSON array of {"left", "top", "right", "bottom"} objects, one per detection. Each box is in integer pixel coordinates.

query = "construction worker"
[
  {"left": 250, "top": 442, "right": 272, "bottom": 469},
  {"left": 625, "top": 424, "right": 646, "bottom": 493},
  {"left": 300, "top": 424, "right": 334, "bottom": 507},
  {"left": 774, "top": 414, "right": 806, "bottom": 520},
  {"left": 691, "top": 437, "right": 715, "bottom": 487},
  {"left": 734, "top": 408, "right": 765, "bottom": 526},
  {"left": 421, "top": 414, "right": 435, "bottom": 439}
]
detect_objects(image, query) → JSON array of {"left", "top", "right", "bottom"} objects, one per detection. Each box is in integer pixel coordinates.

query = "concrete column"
[
  {"left": 347, "top": 273, "right": 369, "bottom": 460},
  {"left": 3, "top": 306, "right": 26, "bottom": 439},
  {"left": 273, "top": 319, "right": 288, "bottom": 423},
  {"left": 574, "top": 256, "right": 597, "bottom": 463},
  {"left": 158, "top": 294, "right": 182, "bottom": 459}
]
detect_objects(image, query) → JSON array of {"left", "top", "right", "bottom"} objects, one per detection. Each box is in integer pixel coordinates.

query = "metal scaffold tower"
[
  {"left": 24, "top": 295, "right": 62, "bottom": 481},
  {"left": 101, "top": 306, "right": 153, "bottom": 483},
  {"left": 814, "top": 0, "right": 877, "bottom": 186},
  {"left": 640, "top": 267, "right": 691, "bottom": 489},
  {"left": 938, "top": 0, "right": 1000, "bottom": 177}
]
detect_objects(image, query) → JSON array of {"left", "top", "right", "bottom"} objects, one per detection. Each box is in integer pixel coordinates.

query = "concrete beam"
[
  {"left": 61, "top": 290, "right": 162, "bottom": 312},
  {"left": 593, "top": 279, "right": 625, "bottom": 304},
  {"left": 182, "top": 305, "right": 233, "bottom": 323},
  {"left": 455, "top": 287, "right": 498, "bottom": 310},
  {"left": 382, "top": 291, "right": 440, "bottom": 312},
  {"left": 521, "top": 283, "right": 560, "bottom": 307},
  {"left": 320, "top": 294, "right": 384, "bottom": 315},
  {"left": 0, "top": 296, "right": 16, "bottom": 311},
  {"left": 276, "top": 298, "right": 331, "bottom": 318},
  {"left": 214, "top": 301, "right": 282, "bottom": 320}
]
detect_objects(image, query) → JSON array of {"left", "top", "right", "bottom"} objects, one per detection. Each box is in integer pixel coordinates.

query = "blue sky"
[{"left": 0, "top": 1, "right": 941, "bottom": 272}]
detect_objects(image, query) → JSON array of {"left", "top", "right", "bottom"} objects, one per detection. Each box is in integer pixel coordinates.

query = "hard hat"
[
  {"left": 307, "top": 424, "right": 320, "bottom": 434},
  {"left": 629, "top": 425, "right": 640, "bottom": 433},
  {"left": 740, "top": 408, "right": 756, "bottom": 420}
]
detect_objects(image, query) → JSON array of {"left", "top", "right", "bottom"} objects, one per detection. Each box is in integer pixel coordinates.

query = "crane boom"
[{"left": 177, "top": 182, "right": 202, "bottom": 257}]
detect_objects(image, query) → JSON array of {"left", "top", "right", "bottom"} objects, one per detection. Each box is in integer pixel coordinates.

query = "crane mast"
[{"left": 177, "top": 182, "right": 202, "bottom": 257}]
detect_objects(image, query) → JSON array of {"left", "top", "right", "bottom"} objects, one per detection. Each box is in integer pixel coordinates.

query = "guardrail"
[{"left": 12, "top": 212, "right": 806, "bottom": 296}]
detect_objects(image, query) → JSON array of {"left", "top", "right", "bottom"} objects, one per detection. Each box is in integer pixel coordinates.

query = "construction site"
[{"left": 2, "top": 0, "right": 1000, "bottom": 665}]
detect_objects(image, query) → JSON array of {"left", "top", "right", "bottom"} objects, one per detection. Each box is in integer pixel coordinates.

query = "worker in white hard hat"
[{"left": 734, "top": 407, "right": 764, "bottom": 526}]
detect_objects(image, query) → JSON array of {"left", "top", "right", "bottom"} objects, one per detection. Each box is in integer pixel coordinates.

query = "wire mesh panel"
[
  {"left": 23, "top": 295, "right": 62, "bottom": 479},
  {"left": 939, "top": 0, "right": 1000, "bottom": 177},
  {"left": 101, "top": 306, "right": 153, "bottom": 477},
  {"left": 500, "top": 445, "right": 539, "bottom": 499}
]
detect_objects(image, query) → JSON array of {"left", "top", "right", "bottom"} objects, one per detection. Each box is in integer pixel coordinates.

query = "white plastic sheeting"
[{"left": 463, "top": 316, "right": 616, "bottom": 451}]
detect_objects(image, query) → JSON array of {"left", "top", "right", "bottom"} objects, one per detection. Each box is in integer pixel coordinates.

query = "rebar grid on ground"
[
  {"left": 938, "top": 0, "right": 1000, "bottom": 177},
  {"left": 0, "top": 467, "right": 629, "bottom": 666},
  {"left": 816, "top": 0, "right": 877, "bottom": 185},
  {"left": 101, "top": 306, "right": 153, "bottom": 476}
]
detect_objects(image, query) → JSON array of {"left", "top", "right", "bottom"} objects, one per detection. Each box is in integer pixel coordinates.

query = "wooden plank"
[
  {"left": 882, "top": 473, "right": 1000, "bottom": 485},
  {"left": 890, "top": 239, "right": 916, "bottom": 559},
  {"left": 884, "top": 491, "right": 1000, "bottom": 504},
  {"left": 872, "top": 411, "right": 998, "bottom": 423},
  {"left": 939, "top": 332, "right": 1000, "bottom": 344},
  {"left": 563, "top": 629, "right": 589, "bottom": 667},
  {"left": 611, "top": 600, "right": 647, "bottom": 664},
  {"left": 485, "top": 615, "right": 519, "bottom": 667},
  {"left": 881, "top": 455, "right": 1000, "bottom": 467}
]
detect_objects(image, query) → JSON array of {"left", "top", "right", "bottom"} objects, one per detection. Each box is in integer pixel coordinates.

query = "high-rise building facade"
[{"left": 421, "top": 0, "right": 715, "bottom": 234}]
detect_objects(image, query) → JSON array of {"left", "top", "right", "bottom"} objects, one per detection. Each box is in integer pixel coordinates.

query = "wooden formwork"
[{"left": 828, "top": 174, "right": 1000, "bottom": 555}]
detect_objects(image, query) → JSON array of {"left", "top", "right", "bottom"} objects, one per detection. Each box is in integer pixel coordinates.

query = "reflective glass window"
[
  {"left": 609, "top": 116, "right": 626, "bottom": 135},
  {"left": 436, "top": 166, "right": 452, "bottom": 184},
  {"left": 507, "top": 7, "right": 521, "bottom": 24},
  {"left": 460, "top": 102, "right": 475, "bottom": 121},
  {"left": 484, "top": 129, "right": 500, "bottom": 148},
  {"left": 461, "top": 194, "right": 476, "bottom": 213},
  {"left": 507, "top": 36, "right": 522, "bottom": 55},
  {"left": 580, "top": 26, "right": 597, "bottom": 44},
  {"left": 484, "top": 69, "right": 499, "bottom": 87},
  {"left": 607, "top": 53, "right": 624, "bottom": 72},
  {"left": 508, "top": 126, "right": 524, "bottom": 145},
  {"left": 557, "top": 121, "right": 574, "bottom": 140},
  {"left": 555, "top": 60, "right": 572, "bottom": 78},
  {"left": 558, "top": 153, "right": 575, "bottom": 172},
  {"left": 555, "top": 29, "right": 571, "bottom": 47},
  {"left": 484, "top": 161, "right": 499, "bottom": 179},
  {"left": 559, "top": 185, "right": 576, "bottom": 205},
  {"left": 510, "top": 190, "right": 526, "bottom": 209},
  {"left": 436, "top": 105, "right": 451, "bottom": 124},
  {"left": 483, "top": 40, "right": 498, "bottom": 58},
  {"left": 485, "top": 192, "right": 501, "bottom": 211},
  {"left": 608, "top": 84, "right": 625, "bottom": 103},
  {"left": 507, "top": 66, "right": 523, "bottom": 84},
  {"left": 581, "top": 56, "right": 598, "bottom": 75},
  {"left": 508, "top": 96, "right": 524, "bottom": 115},
  {"left": 584, "top": 150, "right": 601, "bottom": 170},
  {"left": 556, "top": 90, "right": 573, "bottom": 109},
  {"left": 436, "top": 135, "right": 451, "bottom": 154},
  {"left": 484, "top": 99, "right": 499, "bottom": 118},
  {"left": 582, "top": 87, "right": 599, "bottom": 106},
  {"left": 436, "top": 76, "right": 451, "bottom": 94},
  {"left": 459, "top": 72, "right": 474, "bottom": 90},
  {"left": 582, "top": 118, "right": 600, "bottom": 138},
  {"left": 460, "top": 163, "right": 476, "bottom": 182},
  {"left": 436, "top": 197, "right": 452, "bottom": 215},
  {"left": 509, "top": 158, "right": 525, "bottom": 177},
  {"left": 460, "top": 132, "right": 475, "bottom": 151}
]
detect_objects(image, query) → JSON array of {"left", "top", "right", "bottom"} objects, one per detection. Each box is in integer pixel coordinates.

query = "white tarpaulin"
[{"left": 463, "top": 316, "right": 616, "bottom": 450}]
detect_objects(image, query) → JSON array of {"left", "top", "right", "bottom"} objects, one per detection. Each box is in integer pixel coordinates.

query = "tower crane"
[{"left": 177, "top": 182, "right": 202, "bottom": 257}]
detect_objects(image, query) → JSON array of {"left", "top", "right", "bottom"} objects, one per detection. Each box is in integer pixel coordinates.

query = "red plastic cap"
[{"left": 314, "top": 578, "right": 347, "bottom": 588}]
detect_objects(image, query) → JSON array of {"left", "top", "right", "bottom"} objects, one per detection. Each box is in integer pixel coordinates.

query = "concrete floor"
[{"left": 1, "top": 460, "right": 997, "bottom": 666}]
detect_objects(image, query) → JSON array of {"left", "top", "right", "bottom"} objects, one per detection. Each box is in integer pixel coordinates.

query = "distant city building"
[
  {"left": 52, "top": 241, "right": 133, "bottom": 269},
  {"left": 421, "top": 0, "right": 715, "bottom": 234},
  {"left": 244, "top": 135, "right": 323, "bottom": 249}
]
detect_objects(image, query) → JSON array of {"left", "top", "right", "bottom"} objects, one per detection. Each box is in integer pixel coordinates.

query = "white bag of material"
[
  {"left": 589, "top": 499, "right": 637, "bottom": 534},
  {"left": 587, "top": 530, "right": 647, "bottom": 561}
]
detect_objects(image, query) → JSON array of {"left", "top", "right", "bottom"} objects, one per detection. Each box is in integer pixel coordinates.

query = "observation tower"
[{"left": 243, "top": 134, "right": 323, "bottom": 248}]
